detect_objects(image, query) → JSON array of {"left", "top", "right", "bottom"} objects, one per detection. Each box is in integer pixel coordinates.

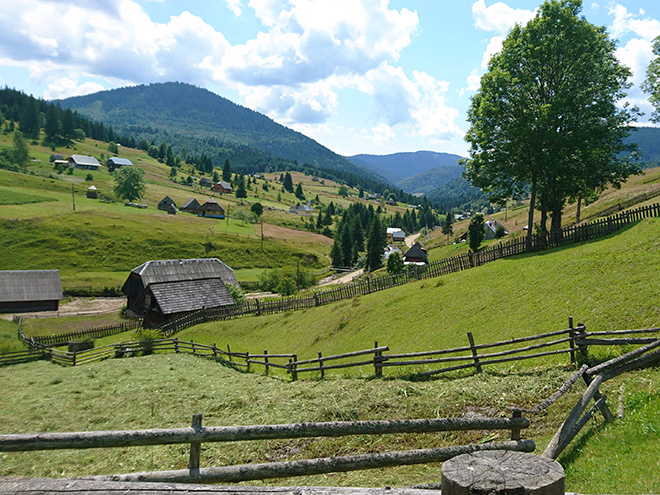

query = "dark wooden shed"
[
  {"left": 121, "top": 258, "right": 238, "bottom": 326},
  {"left": 198, "top": 198, "right": 225, "bottom": 218},
  {"left": 0, "top": 270, "right": 63, "bottom": 313},
  {"left": 158, "top": 196, "right": 177, "bottom": 212},
  {"left": 181, "top": 198, "right": 201, "bottom": 214},
  {"left": 403, "top": 242, "right": 428, "bottom": 264}
]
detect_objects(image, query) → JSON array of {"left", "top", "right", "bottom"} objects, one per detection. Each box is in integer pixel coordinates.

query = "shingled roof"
[
  {"left": 0, "top": 270, "right": 63, "bottom": 303},
  {"left": 140, "top": 278, "right": 235, "bottom": 315},
  {"left": 124, "top": 258, "right": 238, "bottom": 289},
  {"left": 403, "top": 242, "right": 428, "bottom": 263}
]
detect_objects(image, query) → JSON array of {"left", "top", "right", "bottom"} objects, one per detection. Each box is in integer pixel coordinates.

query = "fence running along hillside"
[
  {"left": 584, "top": 187, "right": 660, "bottom": 222},
  {"left": 0, "top": 413, "right": 532, "bottom": 484},
  {"left": 18, "top": 319, "right": 142, "bottom": 348},
  {"left": 11, "top": 318, "right": 660, "bottom": 385},
  {"left": 159, "top": 202, "right": 660, "bottom": 335}
]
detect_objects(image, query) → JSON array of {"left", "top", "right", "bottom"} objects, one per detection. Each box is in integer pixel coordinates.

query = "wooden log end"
[{"left": 441, "top": 450, "right": 564, "bottom": 495}]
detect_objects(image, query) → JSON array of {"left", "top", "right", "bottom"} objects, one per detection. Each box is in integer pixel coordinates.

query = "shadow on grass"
[{"left": 557, "top": 427, "right": 595, "bottom": 470}]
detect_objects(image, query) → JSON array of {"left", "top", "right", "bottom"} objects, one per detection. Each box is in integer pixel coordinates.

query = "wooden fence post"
[
  {"left": 568, "top": 317, "right": 576, "bottom": 365},
  {"left": 467, "top": 332, "right": 481, "bottom": 373},
  {"left": 318, "top": 351, "right": 324, "bottom": 379},
  {"left": 291, "top": 354, "right": 298, "bottom": 381},
  {"left": 212, "top": 343, "right": 217, "bottom": 359},
  {"left": 227, "top": 344, "right": 232, "bottom": 362},
  {"left": 188, "top": 413, "right": 203, "bottom": 471},
  {"left": 245, "top": 352, "right": 250, "bottom": 373},
  {"left": 577, "top": 323, "right": 588, "bottom": 361},
  {"left": 374, "top": 341, "right": 383, "bottom": 378},
  {"left": 510, "top": 410, "right": 521, "bottom": 441},
  {"left": 264, "top": 350, "right": 269, "bottom": 375},
  {"left": 174, "top": 338, "right": 179, "bottom": 353}
]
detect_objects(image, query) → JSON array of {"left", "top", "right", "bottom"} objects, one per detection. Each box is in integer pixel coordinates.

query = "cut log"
[{"left": 441, "top": 450, "right": 564, "bottom": 495}]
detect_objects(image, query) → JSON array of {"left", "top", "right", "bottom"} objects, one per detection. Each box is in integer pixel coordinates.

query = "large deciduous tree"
[
  {"left": 643, "top": 35, "right": 660, "bottom": 122},
  {"left": 464, "top": 0, "right": 638, "bottom": 246},
  {"left": 113, "top": 166, "right": 146, "bottom": 202}
]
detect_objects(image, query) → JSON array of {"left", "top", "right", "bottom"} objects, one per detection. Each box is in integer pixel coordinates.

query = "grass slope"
[{"left": 178, "top": 217, "right": 660, "bottom": 373}]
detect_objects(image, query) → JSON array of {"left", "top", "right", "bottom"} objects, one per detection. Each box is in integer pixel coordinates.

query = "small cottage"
[
  {"left": 68, "top": 155, "right": 102, "bottom": 170},
  {"left": 403, "top": 242, "right": 428, "bottom": 265},
  {"left": 106, "top": 157, "right": 133, "bottom": 172},
  {"left": 0, "top": 270, "right": 63, "bottom": 313},
  {"left": 199, "top": 177, "right": 213, "bottom": 188},
  {"left": 213, "top": 181, "right": 233, "bottom": 194},
  {"left": 198, "top": 198, "right": 225, "bottom": 218},
  {"left": 386, "top": 198, "right": 396, "bottom": 206},
  {"left": 121, "top": 258, "right": 238, "bottom": 328},
  {"left": 289, "top": 202, "right": 314, "bottom": 216},
  {"left": 158, "top": 196, "right": 177, "bottom": 213},
  {"left": 484, "top": 220, "right": 509, "bottom": 240},
  {"left": 49, "top": 154, "right": 64, "bottom": 162},
  {"left": 386, "top": 227, "right": 406, "bottom": 242},
  {"left": 181, "top": 198, "right": 201, "bottom": 214},
  {"left": 86, "top": 185, "right": 98, "bottom": 199}
]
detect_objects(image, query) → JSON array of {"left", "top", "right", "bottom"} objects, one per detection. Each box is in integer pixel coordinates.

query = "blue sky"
[{"left": 0, "top": 0, "right": 659, "bottom": 157}]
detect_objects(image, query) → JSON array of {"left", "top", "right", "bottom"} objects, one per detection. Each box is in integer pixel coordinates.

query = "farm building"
[
  {"left": 0, "top": 270, "right": 63, "bottom": 313},
  {"left": 289, "top": 202, "right": 314, "bottom": 216},
  {"left": 181, "top": 198, "right": 201, "bottom": 214},
  {"left": 199, "top": 177, "right": 213, "bottom": 188},
  {"left": 213, "top": 181, "right": 233, "bottom": 194},
  {"left": 386, "top": 227, "right": 406, "bottom": 242},
  {"left": 49, "top": 154, "right": 64, "bottom": 162},
  {"left": 403, "top": 242, "right": 428, "bottom": 265},
  {"left": 68, "top": 155, "right": 102, "bottom": 170},
  {"left": 121, "top": 258, "right": 238, "bottom": 328},
  {"left": 86, "top": 185, "right": 98, "bottom": 199},
  {"left": 106, "top": 157, "right": 133, "bottom": 172},
  {"left": 484, "top": 220, "right": 509, "bottom": 239},
  {"left": 198, "top": 198, "right": 225, "bottom": 218},
  {"left": 158, "top": 196, "right": 177, "bottom": 213}
]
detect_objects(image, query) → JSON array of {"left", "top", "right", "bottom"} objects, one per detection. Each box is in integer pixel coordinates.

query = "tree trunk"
[
  {"left": 526, "top": 177, "right": 537, "bottom": 250},
  {"left": 576, "top": 193, "right": 582, "bottom": 224}
]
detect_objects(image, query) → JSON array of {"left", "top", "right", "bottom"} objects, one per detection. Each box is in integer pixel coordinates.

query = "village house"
[
  {"left": 213, "top": 181, "right": 233, "bottom": 194},
  {"left": 386, "top": 198, "right": 396, "bottom": 206},
  {"left": 289, "top": 202, "right": 314, "bottom": 216},
  {"left": 68, "top": 155, "right": 102, "bottom": 170},
  {"left": 403, "top": 242, "right": 428, "bottom": 265},
  {"left": 386, "top": 227, "right": 406, "bottom": 242},
  {"left": 484, "top": 220, "right": 509, "bottom": 240},
  {"left": 198, "top": 197, "right": 225, "bottom": 218},
  {"left": 0, "top": 270, "right": 63, "bottom": 313},
  {"left": 157, "top": 196, "right": 177, "bottom": 214},
  {"left": 199, "top": 177, "right": 213, "bottom": 188},
  {"left": 121, "top": 258, "right": 238, "bottom": 328},
  {"left": 181, "top": 197, "right": 201, "bottom": 214},
  {"left": 106, "top": 157, "right": 133, "bottom": 172}
]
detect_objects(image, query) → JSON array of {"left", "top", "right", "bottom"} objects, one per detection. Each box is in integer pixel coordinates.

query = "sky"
[{"left": 1, "top": 0, "right": 659, "bottom": 158}]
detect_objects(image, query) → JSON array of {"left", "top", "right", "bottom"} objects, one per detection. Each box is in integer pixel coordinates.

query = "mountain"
[
  {"left": 56, "top": 82, "right": 384, "bottom": 183},
  {"left": 395, "top": 165, "right": 465, "bottom": 195},
  {"left": 346, "top": 151, "right": 464, "bottom": 183}
]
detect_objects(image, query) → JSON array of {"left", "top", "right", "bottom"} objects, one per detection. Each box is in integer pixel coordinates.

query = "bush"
[
  {"left": 277, "top": 276, "right": 297, "bottom": 296},
  {"left": 226, "top": 283, "right": 245, "bottom": 304},
  {"left": 85, "top": 173, "right": 93, "bottom": 181},
  {"left": 495, "top": 225, "right": 507, "bottom": 238},
  {"left": 259, "top": 267, "right": 315, "bottom": 292}
]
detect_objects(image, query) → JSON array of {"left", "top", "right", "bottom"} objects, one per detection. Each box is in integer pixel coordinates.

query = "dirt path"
[
  {"left": 405, "top": 233, "right": 421, "bottom": 248},
  {"left": 318, "top": 268, "right": 364, "bottom": 286},
  {"left": 0, "top": 297, "right": 126, "bottom": 321}
]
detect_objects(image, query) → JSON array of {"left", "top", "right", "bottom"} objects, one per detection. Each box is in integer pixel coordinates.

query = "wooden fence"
[
  {"left": 19, "top": 320, "right": 143, "bottom": 349},
  {"left": 14, "top": 319, "right": 660, "bottom": 385},
  {"left": 0, "top": 413, "right": 532, "bottom": 484},
  {"left": 158, "top": 202, "right": 660, "bottom": 335},
  {"left": 584, "top": 187, "right": 660, "bottom": 221}
]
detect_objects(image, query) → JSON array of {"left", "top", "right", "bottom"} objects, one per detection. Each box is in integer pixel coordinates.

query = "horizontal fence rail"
[{"left": 0, "top": 414, "right": 533, "bottom": 484}]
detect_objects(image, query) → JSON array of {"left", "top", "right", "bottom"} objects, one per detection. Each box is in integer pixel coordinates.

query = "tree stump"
[{"left": 441, "top": 450, "right": 564, "bottom": 495}]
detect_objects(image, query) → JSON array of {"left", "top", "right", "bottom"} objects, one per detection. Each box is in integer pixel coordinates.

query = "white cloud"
[
  {"left": 43, "top": 78, "right": 107, "bottom": 100},
  {"left": 481, "top": 35, "right": 504, "bottom": 69},
  {"left": 609, "top": 4, "right": 660, "bottom": 41},
  {"left": 225, "top": 0, "right": 243, "bottom": 16},
  {"left": 472, "top": 0, "right": 535, "bottom": 36}
]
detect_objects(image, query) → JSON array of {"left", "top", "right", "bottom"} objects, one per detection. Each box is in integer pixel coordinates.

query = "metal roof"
[
  {"left": 129, "top": 258, "right": 238, "bottom": 287},
  {"left": 106, "top": 157, "right": 133, "bottom": 166},
  {"left": 146, "top": 278, "right": 235, "bottom": 315},
  {"left": 0, "top": 270, "right": 63, "bottom": 303},
  {"left": 69, "top": 155, "right": 101, "bottom": 167}
]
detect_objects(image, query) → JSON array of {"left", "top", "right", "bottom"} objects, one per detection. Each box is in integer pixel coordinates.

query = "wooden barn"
[
  {"left": 403, "top": 242, "right": 428, "bottom": 265},
  {"left": 158, "top": 196, "right": 177, "bottom": 213},
  {"left": 213, "top": 181, "right": 233, "bottom": 194},
  {"left": 181, "top": 197, "right": 201, "bottom": 214},
  {"left": 68, "top": 155, "right": 102, "bottom": 170},
  {"left": 198, "top": 198, "right": 225, "bottom": 218},
  {"left": 199, "top": 177, "right": 213, "bottom": 188},
  {"left": 121, "top": 258, "right": 238, "bottom": 328},
  {"left": 0, "top": 270, "right": 63, "bottom": 313},
  {"left": 106, "top": 157, "right": 133, "bottom": 172}
]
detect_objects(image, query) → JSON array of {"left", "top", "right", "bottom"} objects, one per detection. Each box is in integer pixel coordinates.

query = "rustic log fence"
[
  {"left": 583, "top": 187, "right": 660, "bottom": 222},
  {"left": 0, "top": 414, "right": 533, "bottom": 484},
  {"left": 19, "top": 319, "right": 143, "bottom": 349},
  {"left": 157, "top": 202, "right": 660, "bottom": 336}
]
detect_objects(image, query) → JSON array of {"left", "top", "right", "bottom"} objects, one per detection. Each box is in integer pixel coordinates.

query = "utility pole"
[
  {"left": 72, "top": 184, "right": 75, "bottom": 211},
  {"left": 260, "top": 215, "right": 264, "bottom": 250}
]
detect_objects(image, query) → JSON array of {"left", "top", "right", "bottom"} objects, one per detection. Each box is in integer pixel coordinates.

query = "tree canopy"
[
  {"left": 464, "top": 0, "right": 638, "bottom": 243},
  {"left": 113, "top": 166, "right": 146, "bottom": 202},
  {"left": 643, "top": 36, "right": 660, "bottom": 122}
]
